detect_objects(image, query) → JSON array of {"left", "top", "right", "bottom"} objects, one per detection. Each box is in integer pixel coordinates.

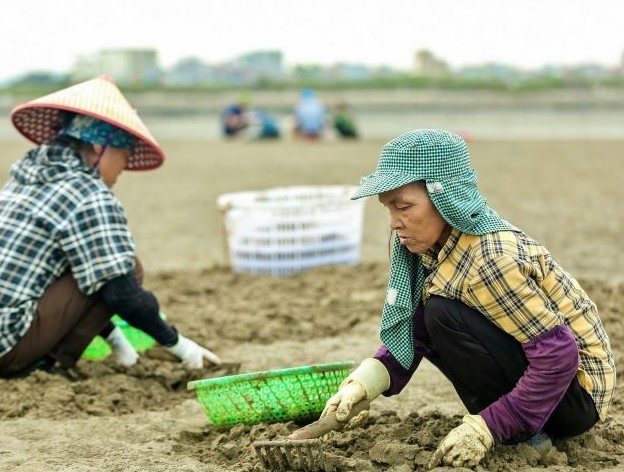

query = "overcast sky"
[{"left": 2, "top": 0, "right": 623, "bottom": 83}]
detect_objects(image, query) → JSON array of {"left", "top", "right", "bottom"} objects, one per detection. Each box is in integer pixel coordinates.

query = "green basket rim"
[{"left": 187, "top": 360, "right": 355, "bottom": 391}]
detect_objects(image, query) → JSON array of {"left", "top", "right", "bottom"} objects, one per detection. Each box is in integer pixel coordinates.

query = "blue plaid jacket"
[{"left": 0, "top": 144, "right": 136, "bottom": 357}]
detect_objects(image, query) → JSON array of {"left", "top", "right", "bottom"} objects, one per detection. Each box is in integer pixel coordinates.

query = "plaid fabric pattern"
[
  {"left": 421, "top": 228, "right": 616, "bottom": 421},
  {"left": 352, "top": 129, "right": 513, "bottom": 369},
  {"left": 0, "top": 144, "right": 136, "bottom": 357}
]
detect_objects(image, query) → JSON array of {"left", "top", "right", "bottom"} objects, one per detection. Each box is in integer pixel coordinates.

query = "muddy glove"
[
  {"left": 105, "top": 325, "right": 139, "bottom": 366},
  {"left": 321, "top": 358, "right": 390, "bottom": 423},
  {"left": 428, "top": 414, "right": 494, "bottom": 469},
  {"left": 166, "top": 334, "right": 222, "bottom": 368}
]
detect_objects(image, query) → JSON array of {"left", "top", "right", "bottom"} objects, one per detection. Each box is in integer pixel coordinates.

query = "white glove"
[
  {"left": 428, "top": 414, "right": 494, "bottom": 469},
  {"left": 166, "top": 334, "right": 222, "bottom": 368},
  {"left": 321, "top": 358, "right": 390, "bottom": 422},
  {"left": 105, "top": 326, "right": 139, "bottom": 367}
]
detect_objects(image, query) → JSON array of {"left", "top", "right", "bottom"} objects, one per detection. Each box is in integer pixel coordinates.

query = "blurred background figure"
[
  {"left": 247, "top": 108, "right": 281, "bottom": 140},
  {"left": 293, "top": 88, "right": 326, "bottom": 140},
  {"left": 332, "top": 102, "right": 359, "bottom": 139},
  {"left": 220, "top": 95, "right": 250, "bottom": 138}
]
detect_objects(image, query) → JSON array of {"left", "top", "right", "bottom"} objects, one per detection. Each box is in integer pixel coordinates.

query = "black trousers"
[
  {"left": 423, "top": 295, "right": 599, "bottom": 441},
  {"left": 0, "top": 273, "right": 110, "bottom": 375},
  {"left": 0, "top": 259, "right": 146, "bottom": 376}
]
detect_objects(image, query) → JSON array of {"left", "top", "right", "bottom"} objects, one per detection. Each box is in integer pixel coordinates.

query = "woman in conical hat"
[
  {"left": 0, "top": 76, "right": 221, "bottom": 377},
  {"left": 320, "top": 129, "right": 615, "bottom": 468}
]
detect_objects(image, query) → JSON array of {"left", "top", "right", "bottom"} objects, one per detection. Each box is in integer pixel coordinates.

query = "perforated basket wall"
[
  {"left": 218, "top": 186, "right": 365, "bottom": 276},
  {"left": 187, "top": 361, "right": 355, "bottom": 427}
]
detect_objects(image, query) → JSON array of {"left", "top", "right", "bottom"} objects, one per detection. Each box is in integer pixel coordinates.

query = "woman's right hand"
[
  {"left": 321, "top": 377, "right": 368, "bottom": 421},
  {"left": 321, "top": 358, "right": 390, "bottom": 422}
]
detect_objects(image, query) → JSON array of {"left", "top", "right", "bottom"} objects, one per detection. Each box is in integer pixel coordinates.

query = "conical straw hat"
[{"left": 10, "top": 75, "right": 164, "bottom": 171}]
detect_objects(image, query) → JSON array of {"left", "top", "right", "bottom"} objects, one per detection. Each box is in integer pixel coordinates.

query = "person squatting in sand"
[
  {"left": 322, "top": 129, "right": 616, "bottom": 468},
  {"left": 0, "top": 76, "right": 221, "bottom": 377}
]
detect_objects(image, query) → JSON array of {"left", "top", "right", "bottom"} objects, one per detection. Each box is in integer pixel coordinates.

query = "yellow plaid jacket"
[{"left": 420, "top": 228, "right": 616, "bottom": 420}]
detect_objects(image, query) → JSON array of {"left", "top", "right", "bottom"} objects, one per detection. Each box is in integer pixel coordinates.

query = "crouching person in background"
[{"left": 0, "top": 76, "right": 221, "bottom": 378}]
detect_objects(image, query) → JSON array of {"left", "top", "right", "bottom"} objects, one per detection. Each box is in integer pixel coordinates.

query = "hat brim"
[
  {"left": 12, "top": 104, "right": 164, "bottom": 171},
  {"left": 9, "top": 76, "right": 164, "bottom": 171},
  {"left": 351, "top": 172, "right": 423, "bottom": 200}
]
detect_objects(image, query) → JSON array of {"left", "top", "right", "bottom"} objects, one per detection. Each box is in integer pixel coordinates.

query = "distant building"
[
  {"left": 413, "top": 50, "right": 449, "bottom": 78},
  {"left": 457, "top": 63, "right": 523, "bottom": 83},
  {"left": 72, "top": 48, "right": 160, "bottom": 85},
  {"left": 566, "top": 63, "right": 610, "bottom": 82},
  {"left": 374, "top": 65, "right": 406, "bottom": 78},
  {"left": 329, "top": 63, "right": 371, "bottom": 81},
  {"left": 164, "top": 57, "right": 218, "bottom": 86},
  {"left": 534, "top": 64, "right": 565, "bottom": 80},
  {"left": 231, "top": 50, "right": 285, "bottom": 83},
  {"left": 292, "top": 64, "right": 330, "bottom": 83}
]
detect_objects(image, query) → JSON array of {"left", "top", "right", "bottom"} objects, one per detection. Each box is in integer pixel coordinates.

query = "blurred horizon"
[
  {"left": 3, "top": 0, "right": 624, "bottom": 84},
  {"left": 2, "top": 45, "right": 622, "bottom": 93},
  {"left": 3, "top": 43, "right": 623, "bottom": 82}
]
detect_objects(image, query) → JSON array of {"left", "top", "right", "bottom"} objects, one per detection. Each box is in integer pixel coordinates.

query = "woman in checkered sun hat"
[
  {"left": 321, "top": 129, "right": 615, "bottom": 468},
  {"left": 0, "top": 76, "right": 221, "bottom": 377}
]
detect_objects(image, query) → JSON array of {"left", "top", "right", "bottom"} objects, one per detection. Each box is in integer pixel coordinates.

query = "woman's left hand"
[{"left": 428, "top": 414, "right": 494, "bottom": 469}]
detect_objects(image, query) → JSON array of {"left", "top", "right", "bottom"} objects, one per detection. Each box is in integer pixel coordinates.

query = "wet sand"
[{"left": 0, "top": 137, "right": 622, "bottom": 471}]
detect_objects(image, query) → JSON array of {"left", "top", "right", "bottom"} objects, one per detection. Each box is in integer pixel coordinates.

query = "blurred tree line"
[{"left": 4, "top": 70, "right": 624, "bottom": 98}]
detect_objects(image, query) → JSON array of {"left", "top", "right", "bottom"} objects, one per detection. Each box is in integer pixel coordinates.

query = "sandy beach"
[{"left": 0, "top": 135, "right": 623, "bottom": 471}]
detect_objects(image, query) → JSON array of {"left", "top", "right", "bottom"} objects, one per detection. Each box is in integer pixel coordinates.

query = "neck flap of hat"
[{"left": 365, "top": 129, "right": 516, "bottom": 369}]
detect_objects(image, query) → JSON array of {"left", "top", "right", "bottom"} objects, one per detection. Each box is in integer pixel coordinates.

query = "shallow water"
[
  {"left": 2, "top": 106, "right": 623, "bottom": 141},
  {"left": 144, "top": 107, "right": 624, "bottom": 140}
]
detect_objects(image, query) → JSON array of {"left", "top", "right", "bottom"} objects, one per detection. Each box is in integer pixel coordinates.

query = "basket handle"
[{"left": 218, "top": 205, "right": 231, "bottom": 267}]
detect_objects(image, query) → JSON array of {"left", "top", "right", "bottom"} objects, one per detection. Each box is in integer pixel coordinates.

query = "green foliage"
[{"left": 3, "top": 73, "right": 624, "bottom": 97}]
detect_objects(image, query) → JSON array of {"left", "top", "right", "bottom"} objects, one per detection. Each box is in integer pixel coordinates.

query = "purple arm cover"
[
  {"left": 372, "top": 309, "right": 580, "bottom": 443},
  {"left": 373, "top": 307, "right": 430, "bottom": 396},
  {"left": 480, "top": 324, "right": 580, "bottom": 443}
]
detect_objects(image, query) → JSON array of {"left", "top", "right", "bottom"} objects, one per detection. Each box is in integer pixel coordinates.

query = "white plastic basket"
[{"left": 218, "top": 186, "right": 366, "bottom": 276}]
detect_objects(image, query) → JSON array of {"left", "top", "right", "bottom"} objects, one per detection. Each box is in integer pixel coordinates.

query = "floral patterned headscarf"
[{"left": 58, "top": 114, "right": 136, "bottom": 150}]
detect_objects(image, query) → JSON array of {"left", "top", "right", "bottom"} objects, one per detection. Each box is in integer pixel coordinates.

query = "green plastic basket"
[
  {"left": 187, "top": 361, "right": 356, "bottom": 427},
  {"left": 81, "top": 313, "right": 165, "bottom": 360}
]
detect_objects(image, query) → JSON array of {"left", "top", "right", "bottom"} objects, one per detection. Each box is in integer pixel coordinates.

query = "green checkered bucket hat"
[{"left": 353, "top": 129, "right": 513, "bottom": 369}]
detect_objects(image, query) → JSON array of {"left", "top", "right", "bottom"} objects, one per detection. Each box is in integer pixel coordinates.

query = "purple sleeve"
[
  {"left": 480, "top": 324, "right": 580, "bottom": 443},
  {"left": 373, "top": 307, "right": 430, "bottom": 396},
  {"left": 373, "top": 344, "right": 423, "bottom": 395}
]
